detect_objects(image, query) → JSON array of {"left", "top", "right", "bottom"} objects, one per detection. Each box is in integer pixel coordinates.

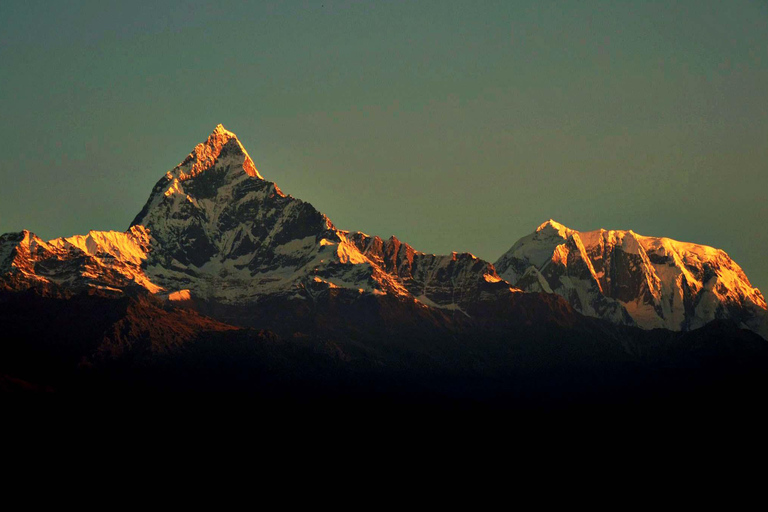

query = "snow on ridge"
[
  {"left": 18, "top": 124, "right": 764, "bottom": 338},
  {"left": 47, "top": 225, "right": 152, "bottom": 266},
  {"left": 536, "top": 219, "right": 574, "bottom": 238},
  {"left": 495, "top": 220, "right": 767, "bottom": 336}
]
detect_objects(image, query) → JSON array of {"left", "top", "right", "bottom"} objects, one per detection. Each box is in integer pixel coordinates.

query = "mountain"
[
  {"left": 1, "top": 125, "right": 532, "bottom": 332},
  {"left": 2, "top": 126, "right": 765, "bottom": 339},
  {"left": 130, "top": 124, "right": 520, "bottom": 319},
  {"left": 2, "top": 124, "right": 767, "bottom": 408},
  {"left": 495, "top": 220, "right": 768, "bottom": 339}
]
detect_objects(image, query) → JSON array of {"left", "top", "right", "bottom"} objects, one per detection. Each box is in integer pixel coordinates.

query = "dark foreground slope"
[{"left": 2, "top": 289, "right": 766, "bottom": 414}]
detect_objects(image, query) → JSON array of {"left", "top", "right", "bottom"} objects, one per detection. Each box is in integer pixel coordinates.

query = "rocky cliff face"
[
  {"left": 495, "top": 220, "right": 767, "bottom": 338},
  {"left": 348, "top": 233, "right": 512, "bottom": 313}
]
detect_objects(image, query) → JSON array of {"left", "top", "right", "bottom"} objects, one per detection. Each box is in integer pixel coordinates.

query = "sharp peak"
[
  {"left": 536, "top": 219, "right": 573, "bottom": 234},
  {"left": 199, "top": 124, "right": 242, "bottom": 151},
  {"left": 538, "top": 218, "right": 565, "bottom": 228},
  {"left": 170, "top": 124, "right": 262, "bottom": 180},
  {"left": 209, "top": 123, "right": 238, "bottom": 140}
]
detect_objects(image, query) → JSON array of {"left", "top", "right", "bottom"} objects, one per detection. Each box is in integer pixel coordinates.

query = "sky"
[{"left": 1, "top": 0, "right": 767, "bottom": 292}]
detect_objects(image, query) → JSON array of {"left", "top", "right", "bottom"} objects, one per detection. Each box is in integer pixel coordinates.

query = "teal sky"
[{"left": 1, "top": 1, "right": 767, "bottom": 292}]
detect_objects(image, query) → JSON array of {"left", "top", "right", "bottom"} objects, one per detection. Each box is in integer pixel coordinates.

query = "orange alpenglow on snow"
[{"left": 173, "top": 124, "right": 262, "bottom": 181}]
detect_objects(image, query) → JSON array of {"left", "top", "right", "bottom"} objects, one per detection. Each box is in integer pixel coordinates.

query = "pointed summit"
[
  {"left": 170, "top": 124, "right": 262, "bottom": 181},
  {"left": 130, "top": 125, "right": 263, "bottom": 228},
  {"left": 211, "top": 123, "right": 235, "bottom": 138},
  {"left": 535, "top": 219, "right": 574, "bottom": 239}
]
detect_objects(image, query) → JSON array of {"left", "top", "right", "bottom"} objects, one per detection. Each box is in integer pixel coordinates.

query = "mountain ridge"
[
  {"left": 495, "top": 219, "right": 767, "bottom": 339},
  {"left": 2, "top": 124, "right": 768, "bottom": 407},
  {"left": 1, "top": 125, "right": 765, "bottom": 340}
]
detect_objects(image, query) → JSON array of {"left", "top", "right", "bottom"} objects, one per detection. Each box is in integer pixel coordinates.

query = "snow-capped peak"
[
  {"left": 536, "top": 219, "right": 573, "bottom": 238},
  {"left": 211, "top": 123, "right": 236, "bottom": 138},
  {"left": 115, "top": 126, "right": 514, "bottom": 317},
  {"left": 170, "top": 124, "right": 262, "bottom": 181},
  {"left": 496, "top": 221, "right": 767, "bottom": 338},
  {"left": 131, "top": 125, "right": 264, "bottom": 228}
]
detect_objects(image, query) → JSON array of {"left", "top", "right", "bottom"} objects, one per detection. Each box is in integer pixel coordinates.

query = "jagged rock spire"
[{"left": 172, "top": 124, "right": 262, "bottom": 180}]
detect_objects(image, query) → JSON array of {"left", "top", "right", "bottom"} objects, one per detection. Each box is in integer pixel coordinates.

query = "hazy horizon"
[{"left": 1, "top": 1, "right": 766, "bottom": 292}]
